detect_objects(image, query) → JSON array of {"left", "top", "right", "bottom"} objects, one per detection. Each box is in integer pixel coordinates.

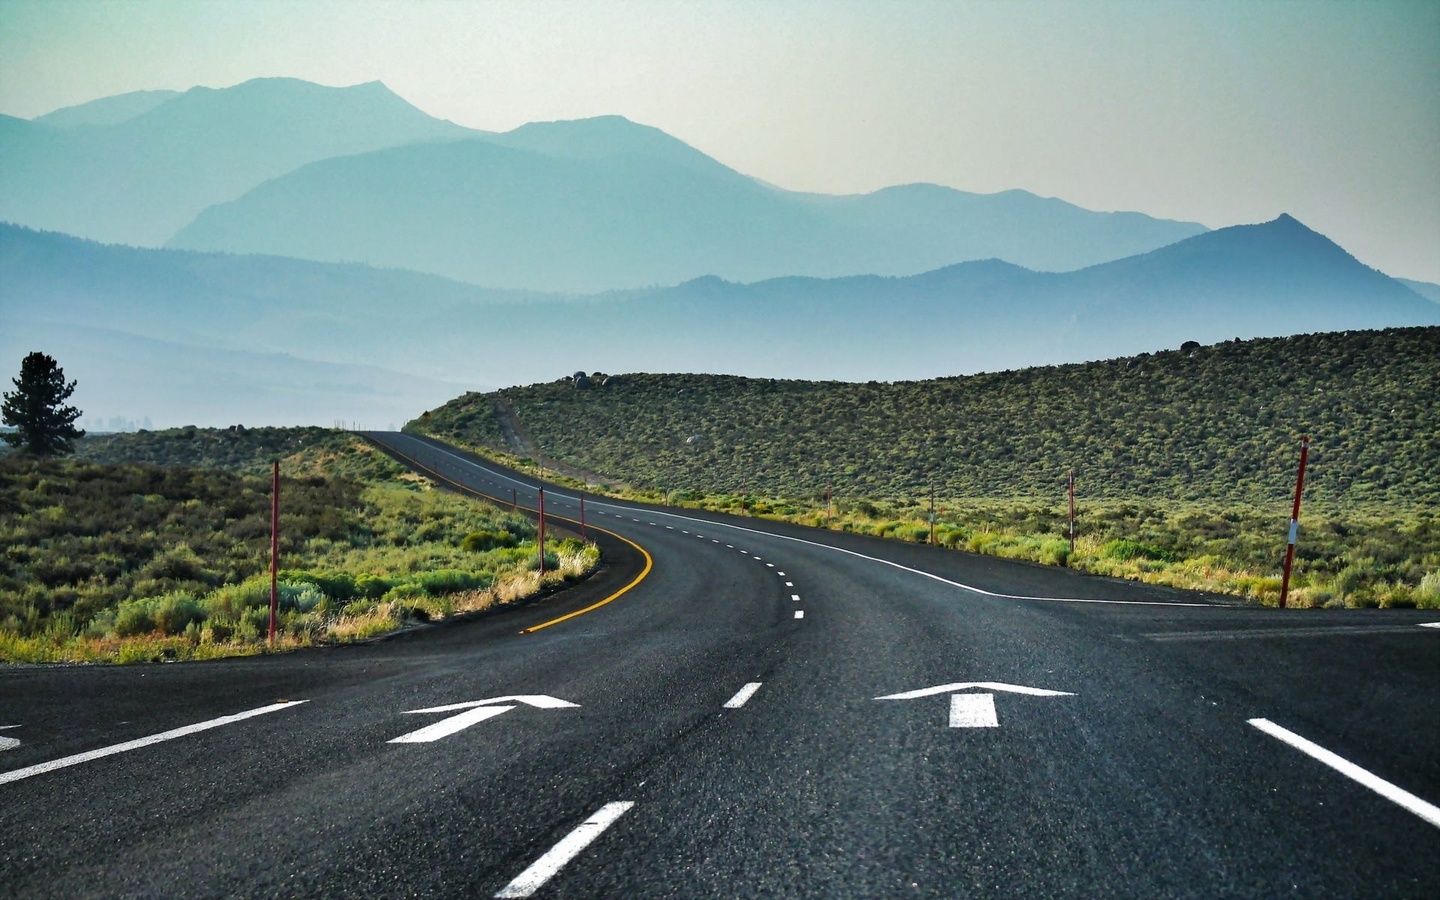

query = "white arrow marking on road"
[
  {"left": 877, "top": 682, "right": 1074, "bottom": 728},
  {"left": 0, "top": 729, "right": 19, "bottom": 752},
  {"left": 391, "top": 705, "right": 516, "bottom": 743},
  {"left": 876, "top": 682, "right": 1075, "bottom": 700},
  {"left": 405, "top": 695, "right": 581, "bottom": 713},
  {"left": 1421, "top": 622, "right": 1440, "bottom": 629},
  {"left": 390, "top": 695, "right": 579, "bottom": 744},
  {"left": 950, "top": 694, "right": 999, "bottom": 728}
]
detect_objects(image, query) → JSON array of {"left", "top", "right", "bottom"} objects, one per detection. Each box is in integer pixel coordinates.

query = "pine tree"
[{"left": 1, "top": 352, "right": 85, "bottom": 456}]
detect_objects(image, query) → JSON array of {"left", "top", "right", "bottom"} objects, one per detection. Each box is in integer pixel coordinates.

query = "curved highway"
[{"left": 2, "top": 431, "right": 1437, "bottom": 897}]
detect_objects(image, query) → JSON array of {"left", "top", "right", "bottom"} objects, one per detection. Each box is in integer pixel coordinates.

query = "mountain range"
[
  {"left": 3, "top": 215, "right": 1435, "bottom": 427},
  {"left": 3, "top": 78, "right": 1205, "bottom": 292},
  {"left": 0, "top": 79, "right": 470, "bottom": 247}
]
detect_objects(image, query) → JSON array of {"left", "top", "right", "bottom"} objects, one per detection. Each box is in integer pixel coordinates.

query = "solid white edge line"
[
  {"left": 495, "top": 801, "right": 636, "bottom": 897},
  {"left": 1248, "top": 718, "right": 1440, "bottom": 829},
  {"left": 0, "top": 701, "right": 309, "bottom": 786},
  {"left": 393, "top": 435, "right": 1213, "bottom": 608},
  {"left": 723, "top": 682, "right": 763, "bottom": 709}
]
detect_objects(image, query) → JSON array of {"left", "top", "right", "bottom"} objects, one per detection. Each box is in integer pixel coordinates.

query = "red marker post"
[
  {"left": 1068, "top": 470, "right": 1076, "bottom": 555},
  {"left": 537, "top": 487, "right": 546, "bottom": 575},
  {"left": 268, "top": 460, "right": 279, "bottom": 644},
  {"left": 929, "top": 483, "right": 937, "bottom": 545},
  {"left": 1279, "top": 437, "right": 1311, "bottom": 609}
]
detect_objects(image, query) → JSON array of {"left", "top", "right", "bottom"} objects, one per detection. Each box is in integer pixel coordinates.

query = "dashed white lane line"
[
  {"left": 752, "top": 556, "right": 763, "bottom": 560},
  {"left": 494, "top": 801, "right": 636, "bottom": 897},
  {"left": 766, "top": 563, "right": 775, "bottom": 567},
  {"left": 777, "top": 572, "right": 786, "bottom": 577},
  {"left": 791, "top": 594, "right": 801, "bottom": 602},
  {"left": 401, "top": 437, "right": 1204, "bottom": 610},
  {"left": 723, "top": 683, "right": 764, "bottom": 709},
  {"left": 785, "top": 582, "right": 794, "bottom": 587},
  {"left": 1248, "top": 718, "right": 1440, "bottom": 829},
  {"left": 794, "top": 610, "right": 805, "bottom": 619},
  {"left": 0, "top": 701, "right": 308, "bottom": 786}
]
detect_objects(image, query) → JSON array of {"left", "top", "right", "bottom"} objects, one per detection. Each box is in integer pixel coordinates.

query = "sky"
[{"left": 2, "top": 0, "right": 1438, "bottom": 282}]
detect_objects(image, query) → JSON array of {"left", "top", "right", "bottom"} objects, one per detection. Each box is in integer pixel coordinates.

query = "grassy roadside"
[
  {"left": 405, "top": 439, "right": 1440, "bottom": 611},
  {"left": 1, "top": 430, "right": 599, "bottom": 664}
]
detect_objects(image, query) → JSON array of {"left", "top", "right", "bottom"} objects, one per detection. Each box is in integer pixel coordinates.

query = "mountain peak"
[{"left": 488, "top": 114, "right": 748, "bottom": 184}]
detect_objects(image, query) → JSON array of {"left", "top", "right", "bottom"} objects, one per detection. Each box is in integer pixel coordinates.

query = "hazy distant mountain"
[
  {"left": 0, "top": 319, "right": 464, "bottom": 430},
  {"left": 5, "top": 216, "right": 1435, "bottom": 427},
  {"left": 0, "top": 223, "right": 541, "bottom": 383},
  {"left": 6, "top": 79, "right": 1207, "bottom": 289},
  {"left": 0, "top": 78, "right": 473, "bottom": 246},
  {"left": 34, "top": 89, "right": 180, "bottom": 127},
  {"left": 1398, "top": 278, "right": 1440, "bottom": 305},
  {"left": 568, "top": 214, "right": 1438, "bottom": 379},
  {"left": 168, "top": 115, "right": 1206, "bottom": 291}
]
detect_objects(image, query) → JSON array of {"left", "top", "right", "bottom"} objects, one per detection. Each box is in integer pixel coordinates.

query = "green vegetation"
[
  {"left": 1, "top": 429, "right": 598, "bottom": 663},
  {"left": 2, "top": 351, "right": 85, "bottom": 456},
  {"left": 410, "top": 328, "right": 1440, "bottom": 608},
  {"left": 75, "top": 425, "right": 387, "bottom": 478}
]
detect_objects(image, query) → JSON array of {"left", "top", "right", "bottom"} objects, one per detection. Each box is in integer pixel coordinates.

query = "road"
[{"left": 2, "top": 431, "right": 1437, "bottom": 897}]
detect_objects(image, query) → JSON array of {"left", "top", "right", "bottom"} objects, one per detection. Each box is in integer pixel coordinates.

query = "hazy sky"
[{"left": 2, "top": 0, "right": 1437, "bottom": 282}]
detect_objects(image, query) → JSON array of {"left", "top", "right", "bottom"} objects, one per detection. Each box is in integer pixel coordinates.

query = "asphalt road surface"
[{"left": 2, "top": 431, "right": 1437, "bottom": 898}]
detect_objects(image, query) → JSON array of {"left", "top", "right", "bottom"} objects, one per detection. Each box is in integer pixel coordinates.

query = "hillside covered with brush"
[{"left": 412, "top": 328, "right": 1439, "bottom": 509}]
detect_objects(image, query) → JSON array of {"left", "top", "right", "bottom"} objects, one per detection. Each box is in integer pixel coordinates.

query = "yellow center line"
[{"left": 364, "top": 439, "right": 654, "bottom": 635}]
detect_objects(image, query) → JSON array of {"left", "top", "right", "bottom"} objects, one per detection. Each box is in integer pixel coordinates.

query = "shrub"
[
  {"left": 1040, "top": 541, "right": 1071, "bottom": 567},
  {"left": 113, "top": 600, "right": 156, "bottom": 637},
  {"left": 152, "top": 592, "right": 205, "bottom": 635},
  {"left": 416, "top": 569, "right": 490, "bottom": 595},
  {"left": 1418, "top": 570, "right": 1440, "bottom": 610},
  {"left": 462, "top": 530, "right": 517, "bottom": 552}
]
